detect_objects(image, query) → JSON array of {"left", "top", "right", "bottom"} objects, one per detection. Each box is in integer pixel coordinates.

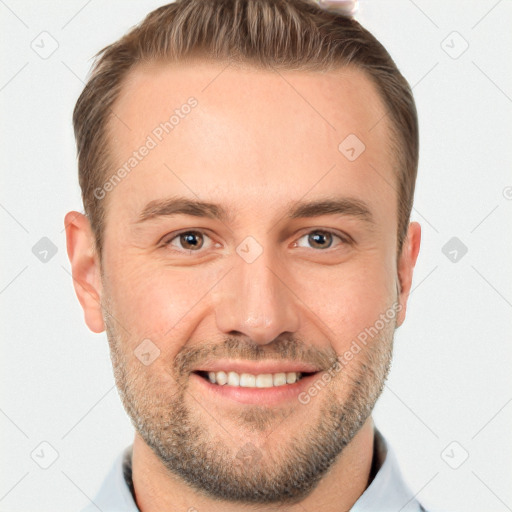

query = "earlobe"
[
  {"left": 396, "top": 222, "right": 421, "bottom": 327},
  {"left": 64, "top": 211, "right": 105, "bottom": 333}
]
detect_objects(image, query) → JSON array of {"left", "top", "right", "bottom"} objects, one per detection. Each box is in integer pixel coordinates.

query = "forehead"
[{"left": 105, "top": 60, "right": 395, "bottom": 224}]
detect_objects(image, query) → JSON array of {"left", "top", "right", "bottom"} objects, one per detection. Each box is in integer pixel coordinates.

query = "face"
[{"left": 67, "top": 60, "right": 420, "bottom": 505}]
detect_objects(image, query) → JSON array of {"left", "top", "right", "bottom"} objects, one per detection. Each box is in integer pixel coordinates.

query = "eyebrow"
[{"left": 136, "top": 195, "right": 374, "bottom": 225}]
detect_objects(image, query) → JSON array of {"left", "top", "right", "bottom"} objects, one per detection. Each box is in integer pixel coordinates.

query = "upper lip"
[{"left": 193, "top": 359, "right": 322, "bottom": 375}]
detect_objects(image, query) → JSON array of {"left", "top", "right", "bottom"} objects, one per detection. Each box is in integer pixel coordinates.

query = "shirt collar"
[
  {"left": 81, "top": 427, "right": 426, "bottom": 512},
  {"left": 351, "top": 427, "right": 427, "bottom": 511}
]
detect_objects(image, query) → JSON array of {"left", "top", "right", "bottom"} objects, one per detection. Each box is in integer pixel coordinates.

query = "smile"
[{"left": 195, "top": 370, "right": 312, "bottom": 388}]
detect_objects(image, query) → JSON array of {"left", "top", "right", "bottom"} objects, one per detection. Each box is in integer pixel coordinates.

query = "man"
[{"left": 65, "top": 0, "right": 424, "bottom": 510}]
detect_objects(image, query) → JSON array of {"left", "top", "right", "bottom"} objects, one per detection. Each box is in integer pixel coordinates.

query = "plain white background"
[{"left": 1, "top": 1, "right": 511, "bottom": 511}]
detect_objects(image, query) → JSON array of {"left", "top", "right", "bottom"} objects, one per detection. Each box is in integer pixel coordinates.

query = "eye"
[
  {"left": 163, "top": 230, "right": 214, "bottom": 252},
  {"left": 294, "top": 230, "right": 348, "bottom": 250},
  {"left": 161, "top": 228, "right": 349, "bottom": 255}
]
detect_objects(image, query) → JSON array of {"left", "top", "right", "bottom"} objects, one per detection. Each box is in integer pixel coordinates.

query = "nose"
[{"left": 213, "top": 247, "right": 301, "bottom": 345}]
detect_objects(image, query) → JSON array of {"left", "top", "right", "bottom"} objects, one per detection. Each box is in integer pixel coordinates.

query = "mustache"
[{"left": 173, "top": 336, "right": 339, "bottom": 376}]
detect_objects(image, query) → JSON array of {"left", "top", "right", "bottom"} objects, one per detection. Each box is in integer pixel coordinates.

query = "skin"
[{"left": 65, "top": 61, "right": 421, "bottom": 512}]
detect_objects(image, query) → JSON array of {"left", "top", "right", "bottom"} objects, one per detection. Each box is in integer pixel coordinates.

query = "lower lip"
[{"left": 190, "top": 372, "right": 321, "bottom": 406}]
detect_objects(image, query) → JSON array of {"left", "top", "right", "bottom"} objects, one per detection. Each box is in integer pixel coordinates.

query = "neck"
[{"left": 132, "top": 417, "right": 376, "bottom": 512}]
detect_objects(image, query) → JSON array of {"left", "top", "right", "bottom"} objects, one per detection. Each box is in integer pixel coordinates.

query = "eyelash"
[{"left": 161, "top": 229, "right": 351, "bottom": 254}]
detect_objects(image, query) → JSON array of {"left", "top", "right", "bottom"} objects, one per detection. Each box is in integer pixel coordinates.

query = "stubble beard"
[{"left": 102, "top": 295, "right": 395, "bottom": 505}]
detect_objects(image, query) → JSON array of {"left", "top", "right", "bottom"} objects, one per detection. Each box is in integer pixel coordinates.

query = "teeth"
[
  {"left": 286, "top": 372, "right": 297, "bottom": 384},
  {"left": 240, "top": 373, "right": 256, "bottom": 387},
  {"left": 255, "top": 374, "right": 273, "bottom": 388},
  {"left": 205, "top": 370, "right": 304, "bottom": 387},
  {"left": 227, "top": 371, "right": 240, "bottom": 386},
  {"left": 273, "top": 373, "right": 287, "bottom": 386},
  {"left": 216, "top": 371, "right": 228, "bottom": 385}
]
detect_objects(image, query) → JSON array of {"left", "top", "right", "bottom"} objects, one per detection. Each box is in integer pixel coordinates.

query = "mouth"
[
  {"left": 190, "top": 365, "right": 324, "bottom": 406},
  {"left": 194, "top": 370, "right": 316, "bottom": 388}
]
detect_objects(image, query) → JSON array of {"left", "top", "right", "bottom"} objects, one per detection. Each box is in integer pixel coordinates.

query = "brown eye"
[
  {"left": 179, "top": 232, "right": 204, "bottom": 250},
  {"left": 308, "top": 231, "right": 333, "bottom": 249},
  {"left": 296, "top": 230, "right": 346, "bottom": 250},
  {"left": 165, "top": 231, "right": 210, "bottom": 252}
]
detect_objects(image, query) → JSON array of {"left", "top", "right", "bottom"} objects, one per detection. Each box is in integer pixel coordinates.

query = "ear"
[
  {"left": 396, "top": 222, "right": 421, "bottom": 327},
  {"left": 64, "top": 211, "right": 105, "bottom": 333}
]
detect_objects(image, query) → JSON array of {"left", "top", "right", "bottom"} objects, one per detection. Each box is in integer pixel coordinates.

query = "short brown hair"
[{"left": 73, "top": 0, "right": 418, "bottom": 258}]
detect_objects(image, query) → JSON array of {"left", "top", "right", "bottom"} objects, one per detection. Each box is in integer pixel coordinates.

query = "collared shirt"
[{"left": 81, "top": 427, "right": 428, "bottom": 512}]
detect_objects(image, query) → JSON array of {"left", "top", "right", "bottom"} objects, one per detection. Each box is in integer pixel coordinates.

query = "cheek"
[
  {"left": 105, "top": 259, "right": 218, "bottom": 343},
  {"left": 297, "top": 257, "right": 396, "bottom": 347}
]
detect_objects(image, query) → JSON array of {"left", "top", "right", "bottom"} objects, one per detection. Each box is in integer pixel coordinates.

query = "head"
[{"left": 66, "top": 0, "right": 421, "bottom": 505}]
